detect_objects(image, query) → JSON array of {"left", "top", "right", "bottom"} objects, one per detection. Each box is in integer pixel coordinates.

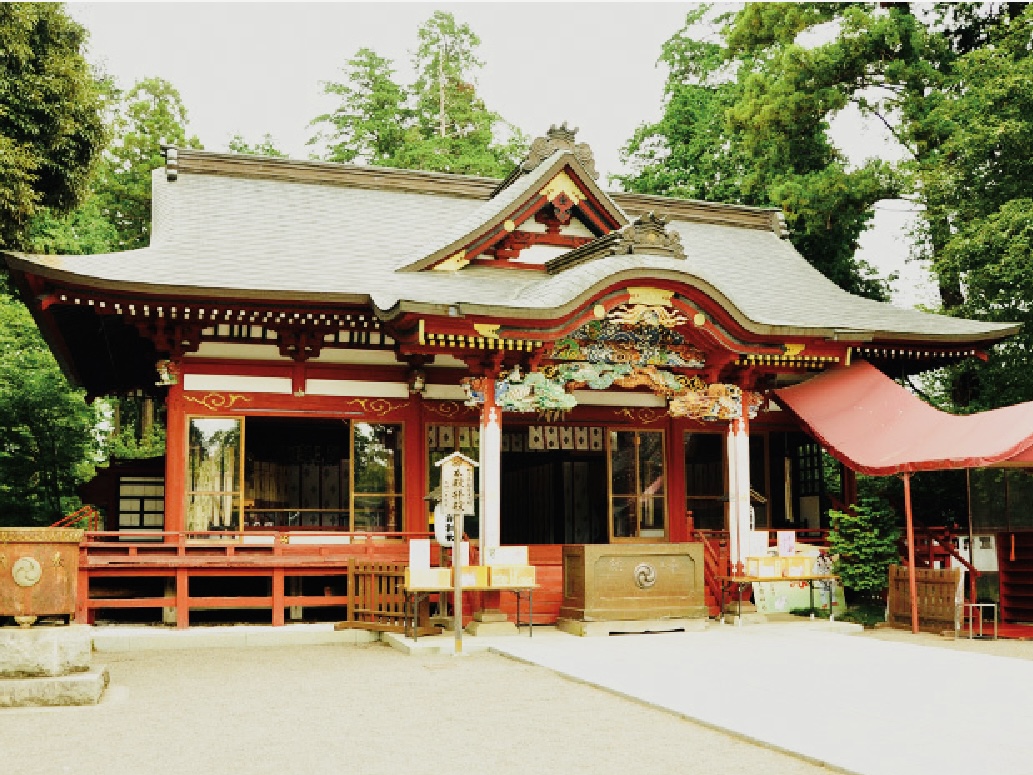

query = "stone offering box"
[
  {"left": 0, "top": 528, "right": 84, "bottom": 626},
  {"left": 559, "top": 543, "right": 707, "bottom": 622}
]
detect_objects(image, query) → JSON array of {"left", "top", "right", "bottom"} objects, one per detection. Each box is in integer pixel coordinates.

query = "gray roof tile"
[{"left": 4, "top": 155, "right": 1015, "bottom": 343}]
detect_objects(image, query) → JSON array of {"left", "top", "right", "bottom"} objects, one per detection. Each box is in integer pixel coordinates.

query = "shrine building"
[{"left": 2, "top": 125, "right": 1016, "bottom": 627}]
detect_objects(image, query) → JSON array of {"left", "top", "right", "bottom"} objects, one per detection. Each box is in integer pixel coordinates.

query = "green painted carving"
[{"left": 496, "top": 371, "right": 578, "bottom": 413}]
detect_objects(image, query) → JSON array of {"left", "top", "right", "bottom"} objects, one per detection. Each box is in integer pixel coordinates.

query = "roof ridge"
[{"left": 164, "top": 147, "right": 784, "bottom": 234}]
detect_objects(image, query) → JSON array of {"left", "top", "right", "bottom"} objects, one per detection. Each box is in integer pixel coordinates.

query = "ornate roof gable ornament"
[
  {"left": 522, "top": 122, "right": 599, "bottom": 180},
  {"left": 545, "top": 211, "right": 686, "bottom": 274},
  {"left": 491, "top": 122, "right": 601, "bottom": 198},
  {"left": 615, "top": 212, "right": 686, "bottom": 259}
]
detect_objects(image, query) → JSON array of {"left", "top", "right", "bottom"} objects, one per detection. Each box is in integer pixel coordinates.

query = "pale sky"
[{"left": 67, "top": 1, "right": 936, "bottom": 307}]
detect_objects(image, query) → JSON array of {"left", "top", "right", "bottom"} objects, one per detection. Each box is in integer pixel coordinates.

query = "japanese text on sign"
[{"left": 437, "top": 453, "right": 477, "bottom": 517}]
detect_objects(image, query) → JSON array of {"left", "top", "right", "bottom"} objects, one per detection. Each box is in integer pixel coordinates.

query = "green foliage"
[
  {"left": 0, "top": 294, "right": 98, "bottom": 526},
  {"left": 25, "top": 195, "right": 118, "bottom": 255},
  {"left": 624, "top": 3, "right": 1033, "bottom": 410},
  {"left": 828, "top": 497, "right": 901, "bottom": 598},
  {"left": 228, "top": 133, "right": 287, "bottom": 158},
  {"left": 94, "top": 77, "right": 203, "bottom": 250},
  {"left": 0, "top": 3, "right": 107, "bottom": 251},
  {"left": 310, "top": 48, "right": 407, "bottom": 165},
  {"left": 618, "top": 4, "right": 898, "bottom": 300},
  {"left": 311, "top": 11, "right": 527, "bottom": 177},
  {"left": 916, "top": 6, "right": 1033, "bottom": 409},
  {"left": 106, "top": 422, "right": 166, "bottom": 461}
]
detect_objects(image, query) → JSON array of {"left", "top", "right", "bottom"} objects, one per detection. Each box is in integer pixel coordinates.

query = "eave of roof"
[{"left": 1, "top": 148, "right": 1019, "bottom": 348}]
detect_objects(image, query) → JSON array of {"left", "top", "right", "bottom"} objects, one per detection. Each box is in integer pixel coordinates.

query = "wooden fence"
[
  {"left": 886, "top": 565, "right": 961, "bottom": 634},
  {"left": 350, "top": 561, "right": 407, "bottom": 628}
]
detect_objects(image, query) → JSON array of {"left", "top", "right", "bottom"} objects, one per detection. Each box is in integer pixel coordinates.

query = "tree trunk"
[{"left": 141, "top": 397, "right": 154, "bottom": 441}]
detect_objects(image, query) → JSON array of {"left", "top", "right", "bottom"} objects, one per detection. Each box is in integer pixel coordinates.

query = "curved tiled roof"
[{"left": 3, "top": 150, "right": 1016, "bottom": 344}]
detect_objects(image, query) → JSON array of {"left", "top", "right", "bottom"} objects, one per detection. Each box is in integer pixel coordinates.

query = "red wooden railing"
[
  {"left": 52, "top": 504, "right": 101, "bottom": 531},
  {"left": 78, "top": 530, "right": 433, "bottom": 628},
  {"left": 692, "top": 530, "right": 728, "bottom": 614}
]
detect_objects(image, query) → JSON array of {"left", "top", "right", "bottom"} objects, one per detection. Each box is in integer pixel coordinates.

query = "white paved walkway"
[{"left": 489, "top": 623, "right": 1032, "bottom": 775}]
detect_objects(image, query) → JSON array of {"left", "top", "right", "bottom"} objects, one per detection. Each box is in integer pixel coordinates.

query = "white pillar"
[
  {"left": 726, "top": 423, "right": 740, "bottom": 572},
  {"left": 479, "top": 377, "right": 502, "bottom": 555},
  {"left": 735, "top": 418, "right": 752, "bottom": 572}
]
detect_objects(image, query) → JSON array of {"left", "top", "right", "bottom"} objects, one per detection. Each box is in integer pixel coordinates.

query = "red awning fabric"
[{"left": 773, "top": 361, "right": 1033, "bottom": 475}]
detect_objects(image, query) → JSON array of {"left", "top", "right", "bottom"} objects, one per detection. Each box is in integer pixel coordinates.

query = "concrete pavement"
[{"left": 489, "top": 622, "right": 1031, "bottom": 775}]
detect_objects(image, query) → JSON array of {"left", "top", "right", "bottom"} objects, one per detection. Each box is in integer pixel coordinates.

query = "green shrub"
[{"left": 828, "top": 497, "right": 901, "bottom": 603}]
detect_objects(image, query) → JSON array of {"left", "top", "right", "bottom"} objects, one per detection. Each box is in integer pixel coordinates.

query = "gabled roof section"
[
  {"left": 398, "top": 126, "right": 627, "bottom": 273},
  {"left": 546, "top": 212, "right": 686, "bottom": 275}
]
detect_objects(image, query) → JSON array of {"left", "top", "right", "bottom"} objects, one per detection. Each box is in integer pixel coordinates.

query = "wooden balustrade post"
[
  {"left": 347, "top": 558, "right": 355, "bottom": 622},
  {"left": 76, "top": 559, "right": 90, "bottom": 624},
  {"left": 272, "top": 567, "right": 285, "bottom": 626},
  {"left": 176, "top": 567, "right": 190, "bottom": 629}
]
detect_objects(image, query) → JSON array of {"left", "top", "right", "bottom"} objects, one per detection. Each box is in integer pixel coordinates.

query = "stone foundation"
[{"left": 0, "top": 625, "right": 107, "bottom": 707}]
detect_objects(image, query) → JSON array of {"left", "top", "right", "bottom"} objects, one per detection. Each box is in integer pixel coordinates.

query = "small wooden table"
[
  {"left": 403, "top": 585, "right": 538, "bottom": 641},
  {"left": 716, "top": 574, "right": 839, "bottom": 624}
]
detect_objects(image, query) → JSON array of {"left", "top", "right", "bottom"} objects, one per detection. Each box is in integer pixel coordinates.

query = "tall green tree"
[
  {"left": 0, "top": 4, "right": 107, "bottom": 524},
  {"left": 619, "top": 4, "right": 898, "bottom": 300},
  {"left": 0, "top": 3, "right": 107, "bottom": 253},
  {"left": 918, "top": 6, "right": 1033, "bottom": 410},
  {"left": 310, "top": 48, "right": 407, "bottom": 165},
  {"left": 311, "top": 12, "right": 526, "bottom": 177},
  {"left": 94, "top": 76, "right": 202, "bottom": 250},
  {"left": 395, "top": 11, "right": 526, "bottom": 176},
  {"left": 0, "top": 294, "right": 98, "bottom": 525}
]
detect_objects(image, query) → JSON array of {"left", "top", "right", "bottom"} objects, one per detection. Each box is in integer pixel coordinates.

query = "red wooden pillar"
[
  {"left": 404, "top": 395, "right": 427, "bottom": 533},
  {"left": 668, "top": 417, "right": 688, "bottom": 542},
  {"left": 176, "top": 567, "right": 189, "bottom": 629},
  {"left": 272, "top": 567, "right": 285, "bottom": 626},
  {"left": 842, "top": 466, "right": 858, "bottom": 509},
  {"left": 165, "top": 380, "right": 187, "bottom": 538},
  {"left": 904, "top": 472, "right": 919, "bottom": 634},
  {"left": 75, "top": 552, "right": 90, "bottom": 624}
]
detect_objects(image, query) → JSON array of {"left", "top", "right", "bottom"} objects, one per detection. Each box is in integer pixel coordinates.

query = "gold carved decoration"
[
  {"left": 539, "top": 170, "right": 586, "bottom": 206},
  {"left": 342, "top": 398, "right": 411, "bottom": 418},
  {"left": 52, "top": 552, "right": 64, "bottom": 568},
  {"left": 183, "top": 393, "right": 251, "bottom": 411},
  {"left": 614, "top": 407, "right": 668, "bottom": 425},
  {"left": 434, "top": 250, "right": 469, "bottom": 271},
  {"left": 0, "top": 528, "right": 84, "bottom": 543},
  {"left": 424, "top": 401, "right": 479, "bottom": 420},
  {"left": 627, "top": 288, "right": 674, "bottom": 307},
  {"left": 0, "top": 554, "right": 7, "bottom": 568},
  {"left": 473, "top": 323, "right": 501, "bottom": 338},
  {"left": 607, "top": 303, "right": 689, "bottom": 329},
  {"left": 783, "top": 344, "right": 806, "bottom": 358}
]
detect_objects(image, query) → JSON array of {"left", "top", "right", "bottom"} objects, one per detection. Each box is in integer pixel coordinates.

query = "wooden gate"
[{"left": 887, "top": 565, "right": 961, "bottom": 634}]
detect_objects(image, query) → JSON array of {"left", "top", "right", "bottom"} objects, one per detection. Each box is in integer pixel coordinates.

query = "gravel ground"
[
  {"left": 1, "top": 627, "right": 1026, "bottom": 775},
  {"left": 860, "top": 625, "right": 1033, "bottom": 660},
  {"left": 3, "top": 639, "right": 834, "bottom": 775}
]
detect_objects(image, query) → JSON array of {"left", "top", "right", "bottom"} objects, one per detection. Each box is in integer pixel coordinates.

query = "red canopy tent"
[{"left": 774, "top": 361, "right": 1033, "bottom": 631}]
